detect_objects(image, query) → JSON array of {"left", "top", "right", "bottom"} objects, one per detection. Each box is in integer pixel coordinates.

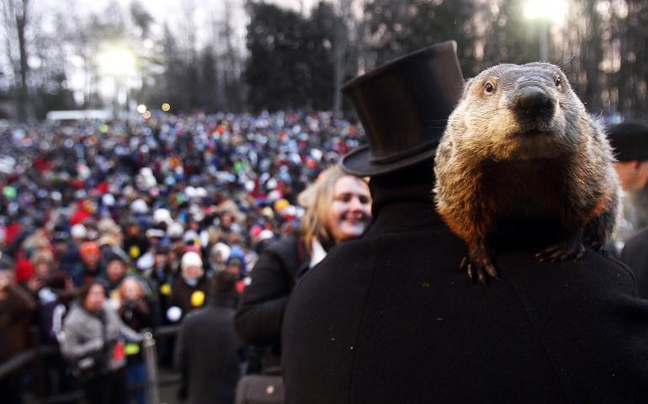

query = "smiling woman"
[
  {"left": 301, "top": 166, "right": 372, "bottom": 255},
  {"left": 328, "top": 176, "right": 372, "bottom": 244},
  {"left": 234, "top": 165, "right": 372, "bottom": 376}
]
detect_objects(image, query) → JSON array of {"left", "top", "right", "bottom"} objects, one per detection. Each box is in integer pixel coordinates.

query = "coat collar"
[
  {"left": 367, "top": 180, "right": 444, "bottom": 234},
  {"left": 309, "top": 239, "right": 328, "bottom": 268}
]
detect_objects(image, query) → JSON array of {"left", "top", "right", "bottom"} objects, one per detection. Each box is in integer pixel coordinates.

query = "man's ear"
[
  {"left": 633, "top": 160, "right": 644, "bottom": 172},
  {"left": 635, "top": 160, "right": 648, "bottom": 190}
]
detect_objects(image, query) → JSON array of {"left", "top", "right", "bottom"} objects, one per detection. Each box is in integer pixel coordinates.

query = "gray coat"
[{"left": 61, "top": 303, "right": 142, "bottom": 372}]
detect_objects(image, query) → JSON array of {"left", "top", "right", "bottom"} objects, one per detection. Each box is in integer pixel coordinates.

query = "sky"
[
  {"left": 52, "top": 0, "right": 319, "bottom": 105},
  {"left": 72, "top": 0, "right": 320, "bottom": 52},
  {"left": 81, "top": 0, "right": 317, "bottom": 23}
]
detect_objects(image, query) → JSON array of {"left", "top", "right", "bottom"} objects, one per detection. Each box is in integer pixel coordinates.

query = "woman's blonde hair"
[{"left": 298, "top": 165, "right": 351, "bottom": 253}]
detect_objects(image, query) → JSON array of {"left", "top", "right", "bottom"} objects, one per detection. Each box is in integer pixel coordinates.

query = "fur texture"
[{"left": 434, "top": 62, "right": 619, "bottom": 283}]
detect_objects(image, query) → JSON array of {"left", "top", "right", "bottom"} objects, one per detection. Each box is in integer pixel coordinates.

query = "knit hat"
[
  {"left": 98, "top": 218, "right": 120, "bottom": 236},
  {"left": 210, "top": 242, "right": 231, "bottom": 262},
  {"left": 153, "top": 208, "right": 172, "bottom": 225},
  {"left": 167, "top": 222, "right": 184, "bottom": 240},
  {"left": 104, "top": 250, "right": 127, "bottom": 264},
  {"left": 181, "top": 251, "right": 203, "bottom": 271},
  {"left": 71, "top": 223, "right": 87, "bottom": 240},
  {"left": 79, "top": 241, "right": 100, "bottom": 259}
]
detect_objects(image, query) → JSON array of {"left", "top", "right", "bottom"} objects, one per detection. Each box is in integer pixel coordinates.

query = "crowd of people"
[
  {"left": 3, "top": 44, "right": 648, "bottom": 404},
  {"left": 0, "top": 110, "right": 366, "bottom": 403}
]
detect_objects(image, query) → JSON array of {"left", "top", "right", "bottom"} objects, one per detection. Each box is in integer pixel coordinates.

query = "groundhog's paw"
[
  {"left": 463, "top": 247, "right": 500, "bottom": 285},
  {"left": 536, "top": 235, "right": 586, "bottom": 262}
]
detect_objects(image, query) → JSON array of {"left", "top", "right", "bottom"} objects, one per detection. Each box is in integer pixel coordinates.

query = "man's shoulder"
[
  {"left": 322, "top": 221, "right": 461, "bottom": 265},
  {"left": 183, "top": 306, "right": 209, "bottom": 321},
  {"left": 184, "top": 304, "right": 234, "bottom": 324},
  {"left": 497, "top": 248, "right": 638, "bottom": 302},
  {"left": 622, "top": 226, "right": 648, "bottom": 256}
]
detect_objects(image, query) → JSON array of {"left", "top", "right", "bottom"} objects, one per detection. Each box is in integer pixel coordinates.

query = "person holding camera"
[
  {"left": 118, "top": 276, "right": 154, "bottom": 404},
  {"left": 61, "top": 281, "right": 143, "bottom": 404}
]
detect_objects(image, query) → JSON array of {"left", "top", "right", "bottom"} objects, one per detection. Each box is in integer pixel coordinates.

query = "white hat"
[
  {"left": 310, "top": 148, "right": 323, "bottom": 162},
  {"left": 184, "top": 186, "right": 196, "bottom": 199},
  {"left": 136, "top": 252, "right": 155, "bottom": 271},
  {"left": 195, "top": 187, "right": 207, "bottom": 199},
  {"left": 131, "top": 199, "right": 148, "bottom": 214},
  {"left": 257, "top": 229, "right": 274, "bottom": 243},
  {"left": 70, "top": 224, "right": 87, "bottom": 240},
  {"left": 183, "top": 230, "right": 199, "bottom": 244},
  {"left": 181, "top": 251, "right": 203, "bottom": 271},
  {"left": 210, "top": 242, "right": 231, "bottom": 262},
  {"left": 102, "top": 193, "right": 115, "bottom": 207},
  {"left": 167, "top": 222, "right": 184, "bottom": 239},
  {"left": 97, "top": 218, "right": 119, "bottom": 235},
  {"left": 267, "top": 189, "right": 282, "bottom": 202},
  {"left": 153, "top": 208, "right": 172, "bottom": 225},
  {"left": 145, "top": 228, "right": 165, "bottom": 238},
  {"left": 140, "top": 167, "right": 153, "bottom": 177},
  {"left": 77, "top": 164, "right": 91, "bottom": 181}
]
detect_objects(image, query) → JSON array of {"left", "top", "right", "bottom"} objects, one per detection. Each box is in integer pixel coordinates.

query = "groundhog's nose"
[{"left": 513, "top": 86, "right": 555, "bottom": 120}]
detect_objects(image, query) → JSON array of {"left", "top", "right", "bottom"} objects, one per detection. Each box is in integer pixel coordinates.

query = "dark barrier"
[{"left": 0, "top": 325, "right": 182, "bottom": 404}]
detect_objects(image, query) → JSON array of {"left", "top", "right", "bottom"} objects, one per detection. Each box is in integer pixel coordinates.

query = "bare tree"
[
  {"left": 332, "top": 0, "right": 355, "bottom": 117},
  {"left": 2, "top": 0, "right": 31, "bottom": 121},
  {"left": 221, "top": 0, "right": 243, "bottom": 111}
]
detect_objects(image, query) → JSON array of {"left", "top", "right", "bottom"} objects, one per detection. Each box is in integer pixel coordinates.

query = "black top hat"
[
  {"left": 607, "top": 121, "right": 648, "bottom": 162},
  {"left": 340, "top": 41, "right": 464, "bottom": 177}
]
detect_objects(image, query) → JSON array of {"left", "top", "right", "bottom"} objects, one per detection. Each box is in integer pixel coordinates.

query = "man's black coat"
[{"left": 282, "top": 181, "right": 648, "bottom": 404}]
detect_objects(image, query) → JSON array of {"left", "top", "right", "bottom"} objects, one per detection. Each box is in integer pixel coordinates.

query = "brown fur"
[{"left": 434, "top": 62, "right": 619, "bottom": 283}]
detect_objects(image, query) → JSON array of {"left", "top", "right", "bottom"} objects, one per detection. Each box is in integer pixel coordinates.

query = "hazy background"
[{"left": 0, "top": 0, "right": 645, "bottom": 122}]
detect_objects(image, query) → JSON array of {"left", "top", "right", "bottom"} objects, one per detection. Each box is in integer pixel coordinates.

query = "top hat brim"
[
  {"left": 341, "top": 143, "right": 438, "bottom": 177},
  {"left": 338, "top": 41, "right": 463, "bottom": 177}
]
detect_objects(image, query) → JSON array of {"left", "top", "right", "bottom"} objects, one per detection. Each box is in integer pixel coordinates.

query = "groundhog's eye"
[
  {"left": 484, "top": 81, "right": 496, "bottom": 95},
  {"left": 555, "top": 77, "right": 562, "bottom": 89}
]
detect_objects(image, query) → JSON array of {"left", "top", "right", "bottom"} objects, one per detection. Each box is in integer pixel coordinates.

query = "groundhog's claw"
[
  {"left": 462, "top": 247, "right": 499, "bottom": 285},
  {"left": 536, "top": 237, "right": 586, "bottom": 262}
]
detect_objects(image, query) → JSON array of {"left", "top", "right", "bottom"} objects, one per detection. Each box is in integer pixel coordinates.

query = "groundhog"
[{"left": 434, "top": 62, "right": 619, "bottom": 283}]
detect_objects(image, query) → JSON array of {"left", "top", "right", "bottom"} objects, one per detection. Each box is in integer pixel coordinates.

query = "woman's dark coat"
[
  {"left": 282, "top": 182, "right": 648, "bottom": 404},
  {"left": 235, "top": 235, "right": 308, "bottom": 369}
]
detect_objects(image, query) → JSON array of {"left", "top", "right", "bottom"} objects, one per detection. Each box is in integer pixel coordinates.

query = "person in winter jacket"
[
  {"left": 61, "top": 281, "right": 142, "bottom": 404},
  {"left": 235, "top": 165, "right": 371, "bottom": 372}
]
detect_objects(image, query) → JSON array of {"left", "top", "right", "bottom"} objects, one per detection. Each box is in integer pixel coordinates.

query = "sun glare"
[
  {"left": 96, "top": 46, "right": 137, "bottom": 77},
  {"left": 523, "top": 0, "right": 568, "bottom": 23}
]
